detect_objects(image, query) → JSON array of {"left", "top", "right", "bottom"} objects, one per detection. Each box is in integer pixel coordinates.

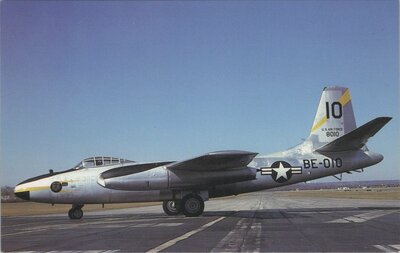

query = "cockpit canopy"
[{"left": 74, "top": 157, "right": 134, "bottom": 170}]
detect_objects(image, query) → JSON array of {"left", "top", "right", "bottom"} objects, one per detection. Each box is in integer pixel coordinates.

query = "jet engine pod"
[
  {"left": 50, "top": 181, "right": 62, "bottom": 193},
  {"left": 169, "top": 167, "right": 257, "bottom": 188},
  {"left": 99, "top": 167, "right": 169, "bottom": 191}
]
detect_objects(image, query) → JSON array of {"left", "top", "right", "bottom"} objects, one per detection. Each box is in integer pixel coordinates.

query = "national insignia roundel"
[{"left": 260, "top": 161, "right": 302, "bottom": 183}]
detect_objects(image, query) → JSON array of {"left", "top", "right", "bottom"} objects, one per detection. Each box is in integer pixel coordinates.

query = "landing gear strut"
[
  {"left": 162, "top": 200, "right": 181, "bottom": 216},
  {"left": 68, "top": 204, "right": 84, "bottom": 219}
]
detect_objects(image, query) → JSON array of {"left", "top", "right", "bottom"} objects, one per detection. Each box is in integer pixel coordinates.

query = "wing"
[
  {"left": 97, "top": 150, "right": 258, "bottom": 190},
  {"left": 316, "top": 117, "right": 392, "bottom": 153},
  {"left": 166, "top": 150, "right": 258, "bottom": 171}
]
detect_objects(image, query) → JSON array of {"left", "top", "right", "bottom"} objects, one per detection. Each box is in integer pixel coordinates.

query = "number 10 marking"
[{"left": 326, "top": 102, "right": 342, "bottom": 119}]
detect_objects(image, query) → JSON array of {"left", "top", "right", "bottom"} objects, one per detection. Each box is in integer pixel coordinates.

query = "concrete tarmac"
[{"left": 2, "top": 191, "right": 399, "bottom": 252}]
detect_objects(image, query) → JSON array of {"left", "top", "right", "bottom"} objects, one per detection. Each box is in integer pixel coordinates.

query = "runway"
[{"left": 2, "top": 191, "right": 400, "bottom": 252}]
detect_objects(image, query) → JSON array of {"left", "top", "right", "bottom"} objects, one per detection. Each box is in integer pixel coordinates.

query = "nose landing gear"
[{"left": 68, "top": 204, "right": 84, "bottom": 219}]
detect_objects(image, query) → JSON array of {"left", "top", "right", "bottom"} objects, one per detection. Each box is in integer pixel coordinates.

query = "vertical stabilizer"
[{"left": 308, "top": 86, "right": 356, "bottom": 148}]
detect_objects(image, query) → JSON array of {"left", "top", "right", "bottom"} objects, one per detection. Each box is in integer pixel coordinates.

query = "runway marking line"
[
  {"left": 2, "top": 218, "right": 185, "bottom": 237},
  {"left": 146, "top": 217, "right": 225, "bottom": 253},
  {"left": 374, "top": 244, "right": 400, "bottom": 252},
  {"left": 326, "top": 210, "right": 398, "bottom": 223},
  {"left": 2, "top": 228, "right": 48, "bottom": 236}
]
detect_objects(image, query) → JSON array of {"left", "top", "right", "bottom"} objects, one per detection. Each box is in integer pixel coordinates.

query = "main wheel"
[
  {"left": 181, "top": 194, "right": 204, "bottom": 217},
  {"left": 162, "top": 200, "right": 181, "bottom": 216}
]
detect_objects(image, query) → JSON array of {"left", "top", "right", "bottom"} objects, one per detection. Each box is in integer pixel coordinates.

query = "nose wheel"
[{"left": 68, "top": 204, "right": 84, "bottom": 219}]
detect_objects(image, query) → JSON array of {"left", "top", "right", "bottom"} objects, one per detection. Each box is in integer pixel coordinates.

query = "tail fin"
[{"left": 308, "top": 86, "right": 356, "bottom": 148}]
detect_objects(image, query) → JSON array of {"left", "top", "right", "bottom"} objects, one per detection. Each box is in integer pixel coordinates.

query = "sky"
[{"left": 1, "top": 0, "right": 398, "bottom": 186}]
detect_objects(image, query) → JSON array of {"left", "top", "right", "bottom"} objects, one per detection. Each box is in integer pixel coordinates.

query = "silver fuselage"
[{"left": 14, "top": 141, "right": 383, "bottom": 205}]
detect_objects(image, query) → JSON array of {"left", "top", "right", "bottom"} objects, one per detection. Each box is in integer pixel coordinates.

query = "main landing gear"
[
  {"left": 163, "top": 200, "right": 181, "bottom": 215},
  {"left": 163, "top": 193, "right": 205, "bottom": 217},
  {"left": 68, "top": 204, "right": 84, "bottom": 219}
]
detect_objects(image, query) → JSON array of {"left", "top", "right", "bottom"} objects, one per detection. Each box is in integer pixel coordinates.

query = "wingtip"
[{"left": 376, "top": 116, "right": 392, "bottom": 123}]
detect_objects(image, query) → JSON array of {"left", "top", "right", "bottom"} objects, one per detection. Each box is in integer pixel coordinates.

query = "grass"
[{"left": 275, "top": 187, "right": 400, "bottom": 200}]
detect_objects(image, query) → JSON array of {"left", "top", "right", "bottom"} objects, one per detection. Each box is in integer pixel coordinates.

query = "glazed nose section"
[{"left": 14, "top": 183, "right": 31, "bottom": 201}]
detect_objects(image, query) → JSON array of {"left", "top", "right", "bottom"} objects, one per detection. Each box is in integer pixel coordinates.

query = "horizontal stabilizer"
[
  {"left": 167, "top": 150, "right": 258, "bottom": 171},
  {"left": 316, "top": 117, "right": 392, "bottom": 152}
]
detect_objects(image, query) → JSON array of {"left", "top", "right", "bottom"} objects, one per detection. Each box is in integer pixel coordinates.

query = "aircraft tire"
[
  {"left": 162, "top": 200, "right": 181, "bottom": 216},
  {"left": 68, "top": 208, "right": 83, "bottom": 219},
  {"left": 181, "top": 194, "right": 204, "bottom": 217}
]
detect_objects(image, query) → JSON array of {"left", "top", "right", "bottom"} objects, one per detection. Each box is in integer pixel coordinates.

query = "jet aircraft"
[{"left": 14, "top": 87, "right": 391, "bottom": 219}]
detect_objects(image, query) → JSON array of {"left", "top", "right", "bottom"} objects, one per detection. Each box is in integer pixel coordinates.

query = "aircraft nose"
[
  {"left": 14, "top": 184, "right": 30, "bottom": 201},
  {"left": 14, "top": 190, "right": 30, "bottom": 201}
]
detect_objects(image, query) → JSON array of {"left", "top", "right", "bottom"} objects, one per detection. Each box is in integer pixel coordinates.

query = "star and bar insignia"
[{"left": 260, "top": 161, "right": 302, "bottom": 183}]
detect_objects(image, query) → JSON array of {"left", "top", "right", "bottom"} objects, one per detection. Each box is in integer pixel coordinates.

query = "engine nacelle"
[
  {"left": 98, "top": 167, "right": 168, "bottom": 191},
  {"left": 98, "top": 166, "right": 256, "bottom": 191},
  {"left": 168, "top": 167, "right": 256, "bottom": 188}
]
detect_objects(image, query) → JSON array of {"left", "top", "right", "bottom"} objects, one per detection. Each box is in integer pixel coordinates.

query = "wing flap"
[
  {"left": 316, "top": 117, "right": 392, "bottom": 152},
  {"left": 167, "top": 150, "right": 258, "bottom": 171}
]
